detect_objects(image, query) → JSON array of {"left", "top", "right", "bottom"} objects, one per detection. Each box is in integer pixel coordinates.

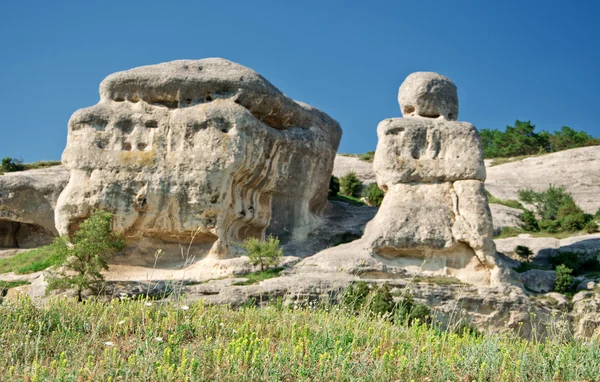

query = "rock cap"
[{"left": 398, "top": 72, "right": 458, "bottom": 121}]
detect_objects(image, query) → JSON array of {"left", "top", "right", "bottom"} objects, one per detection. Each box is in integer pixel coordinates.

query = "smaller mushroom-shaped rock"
[{"left": 398, "top": 72, "right": 458, "bottom": 121}]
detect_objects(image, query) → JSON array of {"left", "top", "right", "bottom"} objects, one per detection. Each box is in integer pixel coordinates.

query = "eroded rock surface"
[
  {"left": 361, "top": 72, "right": 503, "bottom": 285},
  {"left": 0, "top": 166, "right": 69, "bottom": 249},
  {"left": 55, "top": 58, "right": 341, "bottom": 258}
]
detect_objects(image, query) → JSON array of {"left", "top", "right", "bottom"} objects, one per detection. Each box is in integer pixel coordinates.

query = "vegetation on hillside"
[
  {"left": 339, "top": 171, "right": 362, "bottom": 198},
  {"left": 518, "top": 185, "right": 597, "bottom": 234},
  {"left": 480, "top": 121, "right": 599, "bottom": 159},
  {"left": 0, "top": 296, "right": 598, "bottom": 381},
  {"left": 0, "top": 157, "right": 61, "bottom": 174},
  {"left": 361, "top": 183, "right": 385, "bottom": 206}
]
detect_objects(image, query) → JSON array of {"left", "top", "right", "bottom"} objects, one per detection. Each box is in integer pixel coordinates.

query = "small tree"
[
  {"left": 518, "top": 210, "right": 539, "bottom": 231},
  {"left": 1, "top": 157, "right": 25, "bottom": 172},
  {"left": 329, "top": 175, "right": 340, "bottom": 197},
  {"left": 46, "top": 210, "right": 125, "bottom": 300},
  {"left": 514, "top": 245, "right": 533, "bottom": 261},
  {"left": 340, "top": 171, "right": 362, "bottom": 197},
  {"left": 362, "top": 183, "right": 385, "bottom": 206},
  {"left": 241, "top": 235, "right": 283, "bottom": 271},
  {"left": 554, "top": 264, "right": 573, "bottom": 294}
]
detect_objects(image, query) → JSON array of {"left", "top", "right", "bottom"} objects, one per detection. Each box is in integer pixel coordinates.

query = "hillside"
[{"left": 334, "top": 145, "right": 600, "bottom": 214}]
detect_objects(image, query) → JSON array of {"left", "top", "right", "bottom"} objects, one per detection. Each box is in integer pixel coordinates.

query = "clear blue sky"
[{"left": 1, "top": 0, "right": 598, "bottom": 162}]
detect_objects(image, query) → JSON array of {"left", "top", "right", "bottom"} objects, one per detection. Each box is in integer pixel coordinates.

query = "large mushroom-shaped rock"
[
  {"left": 0, "top": 166, "right": 69, "bottom": 249},
  {"left": 55, "top": 58, "right": 341, "bottom": 258},
  {"left": 363, "top": 72, "right": 504, "bottom": 285}
]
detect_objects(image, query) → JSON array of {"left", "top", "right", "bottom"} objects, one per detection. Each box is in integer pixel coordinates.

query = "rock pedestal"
[
  {"left": 363, "top": 72, "right": 502, "bottom": 285},
  {"left": 55, "top": 58, "right": 341, "bottom": 258}
]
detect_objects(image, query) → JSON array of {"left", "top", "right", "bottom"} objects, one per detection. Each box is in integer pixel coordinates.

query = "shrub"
[
  {"left": 519, "top": 185, "right": 592, "bottom": 233},
  {"left": 519, "top": 210, "right": 539, "bottom": 231},
  {"left": 328, "top": 175, "right": 340, "bottom": 197},
  {"left": 46, "top": 210, "right": 125, "bottom": 300},
  {"left": 519, "top": 185, "right": 574, "bottom": 221},
  {"left": 0, "top": 157, "right": 25, "bottom": 173},
  {"left": 368, "top": 283, "right": 395, "bottom": 316},
  {"left": 548, "top": 250, "right": 600, "bottom": 276},
  {"left": 584, "top": 220, "right": 599, "bottom": 234},
  {"left": 515, "top": 245, "right": 533, "bottom": 261},
  {"left": 362, "top": 183, "right": 385, "bottom": 206},
  {"left": 342, "top": 281, "right": 370, "bottom": 311},
  {"left": 339, "top": 171, "right": 362, "bottom": 197},
  {"left": 554, "top": 264, "right": 573, "bottom": 293},
  {"left": 241, "top": 235, "right": 283, "bottom": 271}
]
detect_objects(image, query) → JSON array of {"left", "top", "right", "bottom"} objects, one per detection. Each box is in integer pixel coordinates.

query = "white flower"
[
  {"left": 219, "top": 323, "right": 224, "bottom": 327},
  {"left": 105, "top": 341, "right": 114, "bottom": 347},
  {"left": 181, "top": 305, "right": 190, "bottom": 311},
  {"left": 155, "top": 337, "right": 163, "bottom": 342},
  {"left": 145, "top": 302, "right": 153, "bottom": 307},
  {"left": 118, "top": 320, "right": 126, "bottom": 325}
]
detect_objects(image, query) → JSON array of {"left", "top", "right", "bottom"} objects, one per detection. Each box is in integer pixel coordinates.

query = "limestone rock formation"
[
  {"left": 362, "top": 72, "right": 502, "bottom": 285},
  {"left": 486, "top": 146, "right": 600, "bottom": 214},
  {"left": 55, "top": 58, "right": 341, "bottom": 257},
  {"left": 0, "top": 166, "right": 69, "bottom": 249}
]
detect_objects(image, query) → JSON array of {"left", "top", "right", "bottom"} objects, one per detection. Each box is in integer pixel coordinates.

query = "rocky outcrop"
[
  {"left": 486, "top": 146, "right": 600, "bottom": 214},
  {"left": 55, "top": 58, "right": 341, "bottom": 258},
  {"left": 362, "top": 72, "right": 501, "bottom": 286},
  {"left": 520, "top": 269, "right": 556, "bottom": 293},
  {"left": 0, "top": 166, "right": 69, "bottom": 249}
]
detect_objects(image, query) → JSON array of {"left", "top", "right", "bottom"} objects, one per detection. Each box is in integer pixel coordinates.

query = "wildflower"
[
  {"left": 118, "top": 320, "right": 126, "bottom": 325},
  {"left": 145, "top": 302, "right": 153, "bottom": 307},
  {"left": 181, "top": 305, "right": 190, "bottom": 311},
  {"left": 105, "top": 341, "right": 114, "bottom": 347},
  {"left": 155, "top": 337, "right": 163, "bottom": 342},
  {"left": 219, "top": 323, "right": 225, "bottom": 327}
]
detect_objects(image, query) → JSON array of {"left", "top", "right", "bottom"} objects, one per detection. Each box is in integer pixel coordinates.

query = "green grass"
[
  {"left": 329, "top": 193, "right": 366, "bottom": 206},
  {"left": 23, "top": 160, "right": 61, "bottom": 170},
  {"left": 0, "top": 296, "right": 599, "bottom": 381},
  {"left": 233, "top": 268, "right": 284, "bottom": 286},
  {"left": 486, "top": 190, "right": 526, "bottom": 210},
  {"left": 0, "top": 280, "right": 30, "bottom": 291},
  {"left": 0, "top": 245, "right": 64, "bottom": 275},
  {"left": 487, "top": 153, "right": 547, "bottom": 167}
]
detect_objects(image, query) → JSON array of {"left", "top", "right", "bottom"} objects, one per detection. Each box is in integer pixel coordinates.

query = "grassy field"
[
  {"left": 0, "top": 245, "right": 64, "bottom": 275},
  {"left": 0, "top": 296, "right": 598, "bottom": 381}
]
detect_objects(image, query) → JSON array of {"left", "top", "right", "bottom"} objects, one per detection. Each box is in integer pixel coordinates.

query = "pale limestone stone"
[
  {"left": 0, "top": 166, "right": 69, "bottom": 248},
  {"left": 373, "top": 118, "right": 486, "bottom": 185},
  {"left": 55, "top": 58, "right": 341, "bottom": 258},
  {"left": 398, "top": 72, "right": 458, "bottom": 120}
]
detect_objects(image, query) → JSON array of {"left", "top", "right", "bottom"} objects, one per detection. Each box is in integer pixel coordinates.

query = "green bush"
[
  {"left": 548, "top": 250, "right": 600, "bottom": 276},
  {"left": 342, "top": 281, "right": 370, "bottom": 311},
  {"left": 519, "top": 210, "right": 539, "bottom": 231},
  {"left": 46, "top": 210, "right": 125, "bottom": 300},
  {"left": 358, "top": 151, "right": 375, "bottom": 162},
  {"left": 0, "top": 157, "right": 25, "bottom": 173},
  {"left": 328, "top": 175, "right": 340, "bottom": 197},
  {"left": 515, "top": 245, "right": 533, "bottom": 261},
  {"left": 342, "top": 282, "right": 431, "bottom": 324},
  {"left": 584, "top": 220, "right": 599, "bottom": 234},
  {"left": 554, "top": 264, "right": 573, "bottom": 294},
  {"left": 339, "top": 171, "right": 362, "bottom": 197},
  {"left": 518, "top": 185, "right": 592, "bottom": 233},
  {"left": 362, "top": 183, "right": 385, "bottom": 206},
  {"left": 241, "top": 235, "right": 283, "bottom": 271}
]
